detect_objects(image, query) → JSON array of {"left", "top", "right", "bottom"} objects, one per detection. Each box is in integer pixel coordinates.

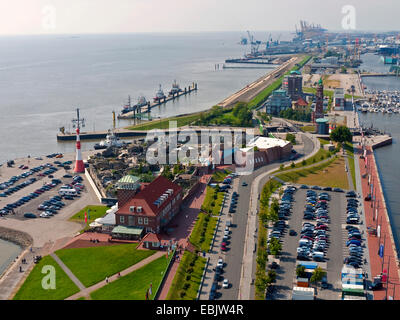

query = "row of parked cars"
[
  {"left": 297, "top": 190, "right": 331, "bottom": 262},
  {"left": 228, "top": 191, "right": 238, "bottom": 214},
  {"left": 345, "top": 191, "right": 360, "bottom": 224},
  {"left": 267, "top": 186, "right": 296, "bottom": 246},
  {"left": 344, "top": 194, "right": 365, "bottom": 269},
  {"left": 0, "top": 178, "right": 62, "bottom": 216},
  {"left": 0, "top": 164, "right": 48, "bottom": 195},
  {"left": 26, "top": 176, "right": 84, "bottom": 219}
]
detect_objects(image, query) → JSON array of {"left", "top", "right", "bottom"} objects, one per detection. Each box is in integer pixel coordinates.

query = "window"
[
  {"left": 144, "top": 217, "right": 148, "bottom": 225},
  {"left": 120, "top": 216, "right": 125, "bottom": 224},
  {"left": 128, "top": 216, "right": 134, "bottom": 226},
  {"left": 138, "top": 217, "right": 143, "bottom": 225}
]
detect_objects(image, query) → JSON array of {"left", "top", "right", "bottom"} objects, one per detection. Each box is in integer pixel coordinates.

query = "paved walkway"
[
  {"left": 0, "top": 247, "right": 40, "bottom": 300},
  {"left": 50, "top": 253, "right": 86, "bottom": 291},
  {"left": 357, "top": 144, "right": 400, "bottom": 300},
  {"left": 65, "top": 251, "right": 165, "bottom": 300},
  {"left": 156, "top": 175, "right": 210, "bottom": 300}
]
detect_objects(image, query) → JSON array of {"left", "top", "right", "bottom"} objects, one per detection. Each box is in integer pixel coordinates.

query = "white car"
[
  {"left": 39, "top": 212, "right": 50, "bottom": 218},
  {"left": 222, "top": 279, "right": 229, "bottom": 288},
  {"left": 224, "top": 230, "right": 230, "bottom": 236},
  {"left": 217, "top": 259, "right": 224, "bottom": 269}
]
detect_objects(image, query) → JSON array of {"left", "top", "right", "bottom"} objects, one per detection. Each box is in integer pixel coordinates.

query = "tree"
[
  {"left": 269, "top": 237, "right": 282, "bottom": 256},
  {"left": 296, "top": 265, "right": 307, "bottom": 278},
  {"left": 285, "top": 133, "right": 296, "bottom": 145},
  {"left": 266, "top": 269, "right": 277, "bottom": 284},
  {"left": 330, "top": 126, "right": 352, "bottom": 144},
  {"left": 310, "top": 267, "right": 326, "bottom": 287},
  {"left": 291, "top": 162, "right": 295, "bottom": 168}
]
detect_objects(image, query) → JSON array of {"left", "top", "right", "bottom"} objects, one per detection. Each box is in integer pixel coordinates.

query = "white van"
[{"left": 59, "top": 189, "right": 77, "bottom": 196}]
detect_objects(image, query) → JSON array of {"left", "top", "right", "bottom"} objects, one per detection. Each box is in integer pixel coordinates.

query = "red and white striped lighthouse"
[
  {"left": 74, "top": 127, "right": 85, "bottom": 173},
  {"left": 73, "top": 108, "right": 85, "bottom": 173}
]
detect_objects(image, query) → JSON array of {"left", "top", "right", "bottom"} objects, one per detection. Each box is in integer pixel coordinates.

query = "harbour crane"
[{"left": 247, "top": 30, "right": 260, "bottom": 56}]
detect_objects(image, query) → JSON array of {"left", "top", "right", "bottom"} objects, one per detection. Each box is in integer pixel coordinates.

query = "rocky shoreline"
[{"left": 0, "top": 226, "right": 33, "bottom": 249}]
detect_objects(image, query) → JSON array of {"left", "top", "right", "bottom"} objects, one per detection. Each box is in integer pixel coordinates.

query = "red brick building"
[{"left": 115, "top": 175, "right": 183, "bottom": 234}]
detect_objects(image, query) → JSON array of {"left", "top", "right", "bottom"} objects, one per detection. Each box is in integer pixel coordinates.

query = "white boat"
[
  {"left": 153, "top": 84, "right": 166, "bottom": 102},
  {"left": 94, "top": 130, "right": 126, "bottom": 150}
]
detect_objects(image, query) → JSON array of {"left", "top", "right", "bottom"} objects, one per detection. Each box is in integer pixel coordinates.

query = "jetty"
[
  {"left": 118, "top": 83, "right": 198, "bottom": 120},
  {"left": 57, "top": 125, "right": 261, "bottom": 142}
]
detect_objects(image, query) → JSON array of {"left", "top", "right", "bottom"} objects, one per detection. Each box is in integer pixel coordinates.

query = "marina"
[
  {"left": 359, "top": 90, "right": 400, "bottom": 114},
  {"left": 117, "top": 82, "right": 198, "bottom": 119}
]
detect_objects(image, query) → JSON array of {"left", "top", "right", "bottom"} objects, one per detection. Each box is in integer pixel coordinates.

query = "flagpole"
[{"left": 382, "top": 234, "right": 386, "bottom": 273}]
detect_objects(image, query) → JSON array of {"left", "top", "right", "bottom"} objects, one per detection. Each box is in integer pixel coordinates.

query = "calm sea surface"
[
  {"left": 0, "top": 32, "right": 292, "bottom": 163},
  {"left": 0, "top": 239, "right": 21, "bottom": 276}
]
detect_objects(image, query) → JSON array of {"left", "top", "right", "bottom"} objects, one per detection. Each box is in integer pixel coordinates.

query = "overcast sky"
[{"left": 1, "top": 0, "right": 399, "bottom": 35}]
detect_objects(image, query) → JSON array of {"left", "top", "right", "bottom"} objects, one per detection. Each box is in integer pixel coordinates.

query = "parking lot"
[
  {"left": 0, "top": 157, "right": 86, "bottom": 220},
  {"left": 0, "top": 152, "right": 99, "bottom": 247},
  {"left": 267, "top": 184, "right": 372, "bottom": 300}
]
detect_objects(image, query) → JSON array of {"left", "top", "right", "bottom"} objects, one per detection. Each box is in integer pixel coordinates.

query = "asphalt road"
[{"left": 216, "top": 133, "right": 315, "bottom": 300}]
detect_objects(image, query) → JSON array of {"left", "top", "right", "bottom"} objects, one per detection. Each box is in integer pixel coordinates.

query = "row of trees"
[
  {"left": 195, "top": 102, "right": 253, "bottom": 127},
  {"left": 279, "top": 108, "right": 311, "bottom": 122}
]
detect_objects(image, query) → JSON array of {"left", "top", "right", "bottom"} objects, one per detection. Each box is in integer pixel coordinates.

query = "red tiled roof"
[
  {"left": 142, "top": 232, "right": 162, "bottom": 243},
  {"left": 296, "top": 97, "right": 308, "bottom": 106},
  {"left": 117, "top": 175, "right": 182, "bottom": 217}
]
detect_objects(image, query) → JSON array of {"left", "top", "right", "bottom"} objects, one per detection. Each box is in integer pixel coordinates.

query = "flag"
[
  {"left": 145, "top": 289, "right": 149, "bottom": 300},
  {"left": 84, "top": 212, "right": 87, "bottom": 224},
  {"left": 149, "top": 283, "right": 152, "bottom": 296},
  {"left": 377, "top": 225, "right": 381, "bottom": 238},
  {"left": 379, "top": 244, "right": 384, "bottom": 258},
  {"left": 88, "top": 209, "right": 90, "bottom": 220}
]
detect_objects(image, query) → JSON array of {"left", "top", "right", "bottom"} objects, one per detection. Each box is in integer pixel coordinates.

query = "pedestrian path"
[
  {"left": 50, "top": 253, "right": 86, "bottom": 291},
  {"left": 0, "top": 247, "right": 39, "bottom": 300},
  {"left": 357, "top": 145, "right": 400, "bottom": 300},
  {"left": 64, "top": 251, "right": 165, "bottom": 300}
]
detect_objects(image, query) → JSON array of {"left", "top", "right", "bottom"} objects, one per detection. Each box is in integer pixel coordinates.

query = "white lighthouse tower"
[{"left": 73, "top": 108, "right": 85, "bottom": 173}]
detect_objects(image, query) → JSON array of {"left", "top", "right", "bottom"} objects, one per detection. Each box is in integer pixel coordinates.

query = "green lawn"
[
  {"left": 276, "top": 156, "right": 338, "bottom": 184},
  {"left": 69, "top": 205, "right": 108, "bottom": 224},
  {"left": 166, "top": 251, "right": 206, "bottom": 300},
  {"left": 13, "top": 255, "right": 80, "bottom": 300},
  {"left": 90, "top": 254, "right": 172, "bottom": 300},
  {"left": 300, "top": 125, "right": 316, "bottom": 133},
  {"left": 274, "top": 148, "right": 332, "bottom": 173},
  {"left": 201, "top": 186, "right": 225, "bottom": 216},
  {"left": 212, "top": 170, "right": 231, "bottom": 183},
  {"left": 126, "top": 113, "right": 201, "bottom": 131},
  {"left": 55, "top": 244, "right": 156, "bottom": 287},
  {"left": 189, "top": 212, "right": 218, "bottom": 252}
]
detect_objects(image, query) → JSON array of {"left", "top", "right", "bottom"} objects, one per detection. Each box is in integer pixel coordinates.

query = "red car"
[
  {"left": 315, "top": 225, "right": 328, "bottom": 230},
  {"left": 301, "top": 235, "right": 314, "bottom": 242}
]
